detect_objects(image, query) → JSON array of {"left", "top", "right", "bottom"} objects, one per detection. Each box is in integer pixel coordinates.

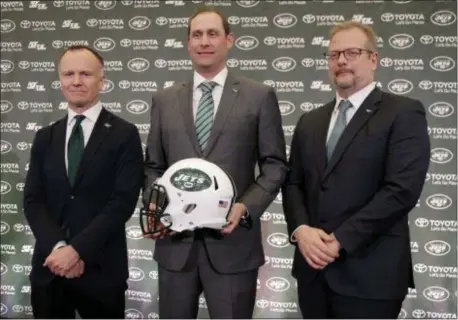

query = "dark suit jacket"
[
  {"left": 23, "top": 108, "right": 144, "bottom": 288},
  {"left": 282, "top": 87, "right": 430, "bottom": 300},
  {"left": 144, "top": 72, "right": 288, "bottom": 273}
]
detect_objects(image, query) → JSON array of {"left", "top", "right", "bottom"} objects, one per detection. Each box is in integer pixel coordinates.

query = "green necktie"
[
  {"left": 326, "top": 100, "right": 352, "bottom": 162},
  {"left": 67, "top": 115, "right": 85, "bottom": 186},
  {"left": 195, "top": 81, "right": 217, "bottom": 151}
]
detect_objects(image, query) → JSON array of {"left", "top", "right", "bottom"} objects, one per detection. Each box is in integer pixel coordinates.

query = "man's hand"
[
  {"left": 63, "top": 260, "right": 85, "bottom": 279},
  {"left": 295, "top": 226, "right": 339, "bottom": 270},
  {"left": 43, "top": 245, "right": 79, "bottom": 276},
  {"left": 143, "top": 202, "right": 176, "bottom": 240},
  {"left": 327, "top": 232, "right": 341, "bottom": 257},
  {"left": 221, "top": 203, "right": 247, "bottom": 235}
]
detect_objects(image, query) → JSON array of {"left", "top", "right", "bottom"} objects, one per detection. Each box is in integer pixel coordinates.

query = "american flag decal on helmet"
[{"left": 218, "top": 200, "right": 228, "bottom": 208}]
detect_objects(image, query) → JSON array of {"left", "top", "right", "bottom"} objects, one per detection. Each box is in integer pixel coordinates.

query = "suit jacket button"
[
  {"left": 70, "top": 195, "right": 74, "bottom": 199},
  {"left": 320, "top": 185, "right": 327, "bottom": 191}
]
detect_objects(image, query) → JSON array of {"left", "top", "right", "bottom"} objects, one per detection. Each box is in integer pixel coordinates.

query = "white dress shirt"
[
  {"left": 54, "top": 102, "right": 103, "bottom": 250},
  {"left": 192, "top": 67, "right": 228, "bottom": 121},
  {"left": 326, "top": 81, "right": 377, "bottom": 142},
  {"left": 291, "top": 81, "right": 377, "bottom": 242}
]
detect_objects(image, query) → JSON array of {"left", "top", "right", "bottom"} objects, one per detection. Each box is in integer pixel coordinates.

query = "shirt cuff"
[{"left": 52, "top": 240, "right": 67, "bottom": 251}]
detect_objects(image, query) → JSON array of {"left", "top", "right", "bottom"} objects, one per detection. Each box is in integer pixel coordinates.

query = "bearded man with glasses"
[{"left": 282, "top": 21, "right": 430, "bottom": 319}]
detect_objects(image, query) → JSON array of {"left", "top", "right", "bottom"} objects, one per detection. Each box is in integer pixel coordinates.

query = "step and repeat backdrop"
[{"left": 0, "top": 0, "right": 457, "bottom": 319}]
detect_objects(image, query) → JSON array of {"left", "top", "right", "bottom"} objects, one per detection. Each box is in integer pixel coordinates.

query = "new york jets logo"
[{"left": 170, "top": 169, "right": 212, "bottom": 192}]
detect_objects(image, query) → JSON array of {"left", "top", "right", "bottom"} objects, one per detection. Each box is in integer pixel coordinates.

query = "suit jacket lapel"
[
  {"left": 53, "top": 116, "right": 71, "bottom": 189},
  {"left": 72, "top": 108, "right": 112, "bottom": 188},
  {"left": 178, "top": 80, "right": 203, "bottom": 157},
  {"left": 203, "top": 73, "right": 240, "bottom": 157},
  {"left": 314, "top": 101, "right": 335, "bottom": 178},
  {"left": 322, "top": 87, "right": 382, "bottom": 182}
]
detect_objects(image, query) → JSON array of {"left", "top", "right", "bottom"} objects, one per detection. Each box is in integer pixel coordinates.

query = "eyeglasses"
[{"left": 323, "top": 48, "right": 373, "bottom": 61}]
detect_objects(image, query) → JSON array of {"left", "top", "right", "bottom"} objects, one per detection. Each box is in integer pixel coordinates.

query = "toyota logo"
[
  {"left": 155, "top": 16, "right": 168, "bottom": 26},
  {"left": 413, "top": 263, "right": 427, "bottom": 273},
  {"left": 154, "top": 59, "right": 167, "bottom": 68},
  {"left": 414, "top": 217, "right": 429, "bottom": 228},
  {"left": 418, "top": 80, "right": 433, "bottom": 90},
  {"left": 126, "top": 225, "right": 143, "bottom": 240},
  {"left": 256, "top": 299, "right": 269, "bottom": 308},
  {"left": 420, "top": 35, "right": 434, "bottom": 45}
]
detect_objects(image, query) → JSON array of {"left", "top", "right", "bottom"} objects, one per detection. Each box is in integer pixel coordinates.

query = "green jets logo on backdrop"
[{"left": 170, "top": 168, "right": 212, "bottom": 192}]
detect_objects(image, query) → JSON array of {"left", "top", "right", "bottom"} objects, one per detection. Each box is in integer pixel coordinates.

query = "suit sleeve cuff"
[{"left": 290, "top": 225, "right": 308, "bottom": 242}]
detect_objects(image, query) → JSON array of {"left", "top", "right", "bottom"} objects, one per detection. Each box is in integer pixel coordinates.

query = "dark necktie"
[
  {"left": 67, "top": 115, "right": 85, "bottom": 186},
  {"left": 326, "top": 100, "right": 353, "bottom": 161}
]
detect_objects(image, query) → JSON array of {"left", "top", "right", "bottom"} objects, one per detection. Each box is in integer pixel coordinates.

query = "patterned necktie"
[
  {"left": 195, "top": 81, "right": 217, "bottom": 151},
  {"left": 67, "top": 115, "right": 85, "bottom": 186},
  {"left": 326, "top": 99, "right": 353, "bottom": 161}
]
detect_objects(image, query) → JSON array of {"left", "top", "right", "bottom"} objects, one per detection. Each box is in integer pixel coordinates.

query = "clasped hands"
[
  {"left": 295, "top": 225, "right": 341, "bottom": 270},
  {"left": 43, "top": 245, "right": 84, "bottom": 279},
  {"left": 144, "top": 202, "right": 247, "bottom": 239}
]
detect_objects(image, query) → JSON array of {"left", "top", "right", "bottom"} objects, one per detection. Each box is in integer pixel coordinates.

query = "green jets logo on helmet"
[{"left": 170, "top": 168, "right": 212, "bottom": 192}]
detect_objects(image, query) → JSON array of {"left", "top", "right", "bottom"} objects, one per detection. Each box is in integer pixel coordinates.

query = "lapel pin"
[
  {"left": 366, "top": 109, "right": 372, "bottom": 113},
  {"left": 104, "top": 123, "right": 111, "bottom": 128},
  {"left": 232, "top": 88, "right": 239, "bottom": 93}
]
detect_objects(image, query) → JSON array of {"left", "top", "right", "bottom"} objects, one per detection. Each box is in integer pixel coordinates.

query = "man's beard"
[
  {"left": 335, "top": 80, "right": 354, "bottom": 89},
  {"left": 333, "top": 73, "right": 355, "bottom": 89}
]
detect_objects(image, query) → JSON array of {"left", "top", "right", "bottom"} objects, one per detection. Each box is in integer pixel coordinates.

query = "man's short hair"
[
  {"left": 58, "top": 45, "right": 104, "bottom": 67},
  {"left": 330, "top": 21, "right": 378, "bottom": 51},
  {"left": 187, "top": 5, "right": 231, "bottom": 38}
]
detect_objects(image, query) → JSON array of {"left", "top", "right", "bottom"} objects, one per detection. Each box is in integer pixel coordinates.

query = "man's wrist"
[{"left": 238, "top": 203, "right": 248, "bottom": 217}]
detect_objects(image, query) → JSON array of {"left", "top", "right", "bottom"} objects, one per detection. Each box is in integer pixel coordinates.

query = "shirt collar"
[
  {"left": 193, "top": 67, "right": 228, "bottom": 90},
  {"left": 335, "top": 81, "right": 377, "bottom": 112},
  {"left": 67, "top": 101, "right": 103, "bottom": 126}
]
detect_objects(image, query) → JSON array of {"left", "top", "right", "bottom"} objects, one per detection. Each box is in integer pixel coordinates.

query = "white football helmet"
[{"left": 140, "top": 158, "right": 237, "bottom": 234}]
